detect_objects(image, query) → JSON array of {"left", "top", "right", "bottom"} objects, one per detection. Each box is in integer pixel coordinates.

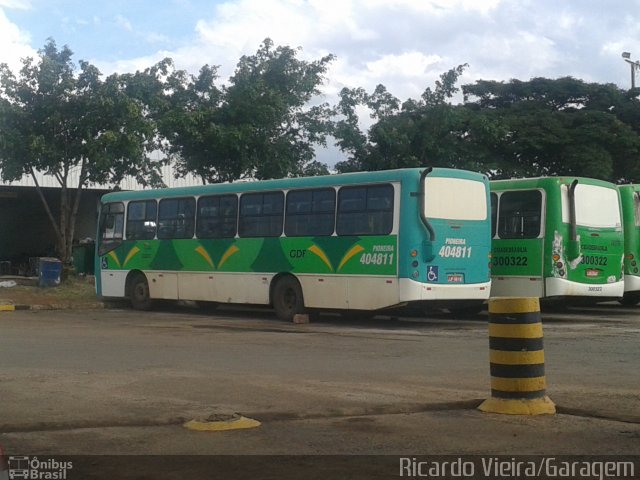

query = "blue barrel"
[{"left": 39, "top": 257, "right": 62, "bottom": 287}]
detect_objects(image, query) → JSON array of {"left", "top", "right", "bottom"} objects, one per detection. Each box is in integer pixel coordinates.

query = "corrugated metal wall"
[{"left": 0, "top": 154, "right": 204, "bottom": 191}]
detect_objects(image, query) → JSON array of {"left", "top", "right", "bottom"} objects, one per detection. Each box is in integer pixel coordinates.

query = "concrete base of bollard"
[
  {"left": 478, "top": 396, "right": 556, "bottom": 415},
  {"left": 293, "top": 314, "right": 310, "bottom": 324}
]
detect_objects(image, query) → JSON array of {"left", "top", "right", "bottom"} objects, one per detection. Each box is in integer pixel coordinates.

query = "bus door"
[
  {"left": 491, "top": 189, "right": 545, "bottom": 297},
  {"left": 96, "top": 202, "right": 125, "bottom": 297},
  {"left": 556, "top": 183, "right": 623, "bottom": 296}
]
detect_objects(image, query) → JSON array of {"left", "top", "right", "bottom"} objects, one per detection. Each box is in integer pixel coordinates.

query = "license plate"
[{"left": 447, "top": 274, "right": 464, "bottom": 283}]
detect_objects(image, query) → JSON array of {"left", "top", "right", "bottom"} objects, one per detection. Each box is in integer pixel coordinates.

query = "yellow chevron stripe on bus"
[
  {"left": 195, "top": 245, "right": 215, "bottom": 268},
  {"left": 108, "top": 250, "right": 121, "bottom": 268},
  {"left": 218, "top": 245, "right": 240, "bottom": 269},
  {"left": 308, "top": 245, "right": 333, "bottom": 271},
  {"left": 338, "top": 245, "right": 364, "bottom": 271},
  {"left": 123, "top": 246, "right": 141, "bottom": 268}
]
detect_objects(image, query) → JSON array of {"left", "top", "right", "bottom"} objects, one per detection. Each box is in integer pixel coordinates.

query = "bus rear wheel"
[
  {"left": 619, "top": 293, "right": 640, "bottom": 306},
  {"left": 448, "top": 302, "right": 485, "bottom": 318},
  {"left": 130, "top": 274, "right": 153, "bottom": 311},
  {"left": 272, "top": 276, "right": 305, "bottom": 322}
]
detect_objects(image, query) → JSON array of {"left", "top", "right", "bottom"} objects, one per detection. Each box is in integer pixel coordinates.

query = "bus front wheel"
[
  {"left": 130, "top": 274, "right": 153, "bottom": 311},
  {"left": 272, "top": 276, "right": 305, "bottom": 322}
]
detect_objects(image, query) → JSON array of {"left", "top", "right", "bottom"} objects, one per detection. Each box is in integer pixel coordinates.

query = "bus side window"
[
  {"left": 497, "top": 190, "right": 542, "bottom": 239},
  {"left": 239, "top": 192, "right": 284, "bottom": 237},
  {"left": 337, "top": 184, "right": 393, "bottom": 236},
  {"left": 126, "top": 200, "right": 157, "bottom": 240},
  {"left": 197, "top": 195, "right": 238, "bottom": 238},
  {"left": 158, "top": 198, "right": 196, "bottom": 239},
  {"left": 285, "top": 188, "right": 335, "bottom": 237}
]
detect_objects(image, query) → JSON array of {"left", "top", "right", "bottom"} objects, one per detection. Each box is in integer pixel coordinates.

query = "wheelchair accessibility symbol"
[{"left": 427, "top": 266, "right": 438, "bottom": 282}]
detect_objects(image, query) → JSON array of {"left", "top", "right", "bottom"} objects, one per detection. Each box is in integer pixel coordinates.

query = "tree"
[
  {"left": 462, "top": 77, "right": 640, "bottom": 181},
  {"left": 138, "top": 39, "right": 335, "bottom": 184},
  {"left": 0, "top": 39, "right": 162, "bottom": 264},
  {"left": 334, "top": 65, "right": 476, "bottom": 173}
]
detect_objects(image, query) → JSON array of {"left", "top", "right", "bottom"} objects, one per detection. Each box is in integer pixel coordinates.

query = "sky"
[{"left": 1, "top": 0, "right": 640, "bottom": 164}]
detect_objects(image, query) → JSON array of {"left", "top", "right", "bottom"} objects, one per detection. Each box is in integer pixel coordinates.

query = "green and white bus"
[
  {"left": 490, "top": 177, "right": 624, "bottom": 300},
  {"left": 618, "top": 184, "right": 640, "bottom": 305},
  {"left": 96, "top": 168, "right": 492, "bottom": 320}
]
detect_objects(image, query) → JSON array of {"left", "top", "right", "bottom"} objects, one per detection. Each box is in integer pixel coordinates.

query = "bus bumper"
[
  {"left": 545, "top": 277, "right": 624, "bottom": 298},
  {"left": 624, "top": 274, "right": 640, "bottom": 293},
  {"left": 399, "top": 279, "right": 491, "bottom": 302}
]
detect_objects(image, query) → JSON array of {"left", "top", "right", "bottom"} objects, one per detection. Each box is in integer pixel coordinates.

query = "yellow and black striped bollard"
[{"left": 478, "top": 297, "right": 555, "bottom": 415}]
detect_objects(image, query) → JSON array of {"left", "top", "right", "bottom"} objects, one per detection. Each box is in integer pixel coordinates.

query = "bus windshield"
[
  {"left": 424, "top": 177, "right": 487, "bottom": 221},
  {"left": 562, "top": 184, "right": 621, "bottom": 228}
]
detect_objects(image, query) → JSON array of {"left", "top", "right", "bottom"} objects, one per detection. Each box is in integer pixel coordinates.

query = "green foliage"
[
  {"left": 0, "top": 39, "right": 162, "bottom": 262},
  {"left": 334, "top": 70, "right": 640, "bottom": 183},
  {"left": 462, "top": 77, "right": 640, "bottom": 181},
  {"left": 334, "top": 65, "right": 475, "bottom": 173},
  {"left": 134, "top": 38, "right": 335, "bottom": 184}
]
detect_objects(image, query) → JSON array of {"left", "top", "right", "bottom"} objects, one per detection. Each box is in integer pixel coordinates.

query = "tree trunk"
[{"left": 30, "top": 169, "right": 64, "bottom": 260}]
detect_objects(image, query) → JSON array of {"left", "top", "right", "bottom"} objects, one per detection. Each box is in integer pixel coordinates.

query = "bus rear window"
[
  {"left": 562, "top": 184, "right": 621, "bottom": 228},
  {"left": 424, "top": 177, "right": 487, "bottom": 221}
]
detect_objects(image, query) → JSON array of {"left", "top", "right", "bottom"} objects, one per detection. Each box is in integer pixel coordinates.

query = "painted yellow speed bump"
[
  {"left": 478, "top": 297, "right": 556, "bottom": 415},
  {"left": 184, "top": 414, "right": 261, "bottom": 432},
  {"left": 0, "top": 305, "right": 15, "bottom": 312}
]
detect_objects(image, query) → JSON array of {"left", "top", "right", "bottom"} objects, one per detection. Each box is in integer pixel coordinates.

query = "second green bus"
[{"left": 490, "top": 177, "right": 624, "bottom": 300}]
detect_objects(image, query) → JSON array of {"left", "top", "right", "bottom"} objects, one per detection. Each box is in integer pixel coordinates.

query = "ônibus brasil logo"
[{"left": 8, "top": 456, "right": 73, "bottom": 480}]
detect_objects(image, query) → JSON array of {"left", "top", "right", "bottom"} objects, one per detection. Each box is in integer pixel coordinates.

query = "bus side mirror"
[
  {"left": 567, "top": 239, "right": 581, "bottom": 260},
  {"left": 423, "top": 242, "right": 435, "bottom": 262}
]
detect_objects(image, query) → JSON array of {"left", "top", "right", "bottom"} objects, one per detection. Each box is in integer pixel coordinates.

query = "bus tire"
[
  {"left": 130, "top": 274, "right": 153, "bottom": 311},
  {"left": 448, "top": 302, "right": 484, "bottom": 317},
  {"left": 196, "top": 301, "right": 219, "bottom": 312},
  {"left": 272, "top": 276, "right": 305, "bottom": 322},
  {"left": 619, "top": 293, "right": 640, "bottom": 306}
]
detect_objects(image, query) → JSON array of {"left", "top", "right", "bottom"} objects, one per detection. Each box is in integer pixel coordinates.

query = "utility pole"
[{"left": 622, "top": 52, "right": 640, "bottom": 89}]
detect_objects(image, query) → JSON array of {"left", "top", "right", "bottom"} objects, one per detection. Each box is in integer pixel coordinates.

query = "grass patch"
[{"left": 0, "top": 277, "right": 98, "bottom": 306}]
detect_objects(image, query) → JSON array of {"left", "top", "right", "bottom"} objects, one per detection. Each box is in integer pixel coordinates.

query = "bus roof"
[
  {"left": 100, "top": 167, "right": 488, "bottom": 203},
  {"left": 490, "top": 176, "right": 617, "bottom": 191}
]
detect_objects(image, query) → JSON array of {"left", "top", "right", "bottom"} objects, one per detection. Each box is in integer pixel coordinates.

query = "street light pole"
[{"left": 622, "top": 52, "right": 640, "bottom": 89}]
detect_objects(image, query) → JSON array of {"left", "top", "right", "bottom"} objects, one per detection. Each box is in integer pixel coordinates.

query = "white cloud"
[
  {"left": 0, "top": 8, "right": 36, "bottom": 71},
  {"left": 0, "top": 0, "right": 31, "bottom": 9},
  {"left": 79, "top": 0, "right": 640, "bottom": 101},
  {"left": 366, "top": 52, "right": 443, "bottom": 80},
  {"left": 115, "top": 14, "right": 133, "bottom": 32},
  {"left": 3, "top": 0, "right": 640, "bottom": 168}
]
